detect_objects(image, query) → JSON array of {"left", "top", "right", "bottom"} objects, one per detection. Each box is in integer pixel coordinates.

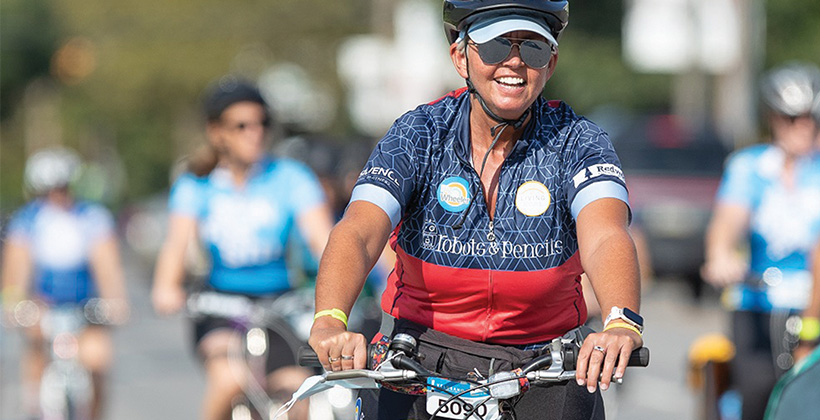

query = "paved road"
[{"left": 1, "top": 245, "right": 727, "bottom": 419}]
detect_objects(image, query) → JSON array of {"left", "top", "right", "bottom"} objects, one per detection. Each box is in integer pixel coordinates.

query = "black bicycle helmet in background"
[
  {"left": 443, "top": 0, "right": 569, "bottom": 45},
  {"left": 202, "top": 75, "right": 271, "bottom": 123},
  {"left": 760, "top": 62, "right": 820, "bottom": 118}
]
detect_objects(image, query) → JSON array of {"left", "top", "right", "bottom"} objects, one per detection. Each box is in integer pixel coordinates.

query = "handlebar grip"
[
  {"left": 298, "top": 346, "right": 322, "bottom": 367},
  {"left": 563, "top": 346, "right": 650, "bottom": 370},
  {"left": 628, "top": 347, "right": 650, "bottom": 367}
]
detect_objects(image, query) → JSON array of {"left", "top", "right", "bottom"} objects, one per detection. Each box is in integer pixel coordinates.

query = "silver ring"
[
  {"left": 328, "top": 356, "right": 340, "bottom": 363},
  {"left": 341, "top": 355, "right": 355, "bottom": 361},
  {"left": 593, "top": 345, "right": 606, "bottom": 353}
]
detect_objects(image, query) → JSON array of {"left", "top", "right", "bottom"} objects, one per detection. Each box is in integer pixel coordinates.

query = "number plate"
[{"left": 425, "top": 377, "right": 499, "bottom": 420}]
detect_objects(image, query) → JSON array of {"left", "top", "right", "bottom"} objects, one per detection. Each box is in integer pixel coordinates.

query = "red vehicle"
[{"left": 609, "top": 113, "right": 730, "bottom": 299}]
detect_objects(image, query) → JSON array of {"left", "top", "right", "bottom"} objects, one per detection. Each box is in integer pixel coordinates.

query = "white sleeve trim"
[
  {"left": 570, "top": 180, "right": 630, "bottom": 220},
  {"left": 349, "top": 184, "right": 402, "bottom": 229}
]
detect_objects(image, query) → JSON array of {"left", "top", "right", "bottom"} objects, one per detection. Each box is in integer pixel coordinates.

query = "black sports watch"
[{"left": 604, "top": 306, "right": 644, "bottom": 333}]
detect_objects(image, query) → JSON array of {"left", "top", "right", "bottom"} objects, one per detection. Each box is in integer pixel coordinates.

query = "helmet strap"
[{"left": 464, "top": 53, "right": 531, "bottom": 136}]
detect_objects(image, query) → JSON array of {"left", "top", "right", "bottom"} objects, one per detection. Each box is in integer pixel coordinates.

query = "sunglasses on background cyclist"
[{"left": 470, "top": 36, "right": 555, "bottom": 69}]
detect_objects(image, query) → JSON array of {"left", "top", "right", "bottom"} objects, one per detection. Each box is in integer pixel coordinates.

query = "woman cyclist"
[
  {"left": 308, "top": 1, "right": 644, "bottom": 419},
  {"left": 151, "top": 77, "right": 334, "bottom": 420},
  {"left": 701, "top": 62, "right": 820, "bottom": 420},
  {"left": 1, "top": 146, "right": 129, "bottom": 419}
]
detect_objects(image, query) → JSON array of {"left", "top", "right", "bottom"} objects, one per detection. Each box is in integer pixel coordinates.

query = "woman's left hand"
[{"left": 574, "top": 325, "right": 643, "bottom": 393}]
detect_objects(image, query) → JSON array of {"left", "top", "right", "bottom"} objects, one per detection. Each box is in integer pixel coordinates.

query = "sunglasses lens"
[
  {"left": 476, "top": 37, "right": 513, "bottom": 65},
  {"left": 519, "top": 40, "right": 551, "bottom": 68},
  {"left": 475, "top": 38, "right": 552, "bottom": 68}
]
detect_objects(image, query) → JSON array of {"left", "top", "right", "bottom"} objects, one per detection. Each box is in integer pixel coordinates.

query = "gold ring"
[
  {"left": 329, "top": 356, "right": 340, "bottom": 363},
  {"left": 341, "top": 355, "right": 355, "bottom": 361},
  {"left": 593, "top": 345, "right": 606, "bottom": 353}
]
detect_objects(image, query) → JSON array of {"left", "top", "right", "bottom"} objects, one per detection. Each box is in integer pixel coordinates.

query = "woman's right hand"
[
  {"left": 701, "top": 253, "right": 748, "bottom": 288},
  {"left": 308, "top": 318, "right": 367, "bottom": 371},
  {"left": 151, "top": 283, "right": 186, "bottom": 316}
]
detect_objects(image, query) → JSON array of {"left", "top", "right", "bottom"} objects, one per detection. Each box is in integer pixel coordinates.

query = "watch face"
[{"left": 622, "top": 307, "right": 644, "bottom": 326}]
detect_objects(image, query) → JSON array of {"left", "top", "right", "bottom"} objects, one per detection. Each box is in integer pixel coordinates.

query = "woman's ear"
[
  {"left": 206, "top": 122, "right": 224, "bottom": 151},
  {"left": 450, "top": 42, "right": 469, "bottom": 80}
]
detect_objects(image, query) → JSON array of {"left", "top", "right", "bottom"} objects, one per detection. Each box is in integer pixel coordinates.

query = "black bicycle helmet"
[
  {"left": 760, "top": 62, "right": 820, "bottom": 117},
  {"left": 202, "top": 75, "right": 271, "bottom": 122},
  {"left": 443, "top": 0, "right": 569, "bottom": 45}
]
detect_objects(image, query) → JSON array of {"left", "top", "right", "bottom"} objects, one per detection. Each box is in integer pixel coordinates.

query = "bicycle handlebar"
[{"left": 297, "top": 344, "right": 650, "bottom": 372}]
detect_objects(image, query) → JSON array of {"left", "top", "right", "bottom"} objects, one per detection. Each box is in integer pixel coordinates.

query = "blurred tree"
[
  {"left": 765, "top": 0, "right": 820, "bottom": 67},
  {"left": 1, "top": 0, "right": 819, "bottom": 210},
  {"left": 0, "top": 0, "right": 61, "bottom": 121}
]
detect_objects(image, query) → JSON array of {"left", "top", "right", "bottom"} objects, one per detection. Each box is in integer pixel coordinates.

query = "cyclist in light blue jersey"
[
  {"left": 151, "top": 76, "right": 334, "bottom": 420},
  {"left": 702, "top": 62, "right": 820, "bottom": 420},
  {"left": 1, "top": 146, "right": 129, "bottom": 419}
]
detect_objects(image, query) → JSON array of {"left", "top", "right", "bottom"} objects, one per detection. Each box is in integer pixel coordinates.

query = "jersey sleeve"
[
  {"left": 562, "top": 118, "right": 630, "bottom": 220},
  {"left": 280, "top": 160, "right": 326, "bottom": 215},
  {"left": 6, "top": 204, "right": 36, "bottom": 244},
  {"left": 715, "top": 149, "right": 756, "bottom": 208},
  {"left": 82, "top": 203, "right": 116, "bottom": 244},
  {"left": 349, "top": 116, "right": 421, "bottom": 228},
  {"left": 168, "top": 173, "right": 205, "bottom": 218}
]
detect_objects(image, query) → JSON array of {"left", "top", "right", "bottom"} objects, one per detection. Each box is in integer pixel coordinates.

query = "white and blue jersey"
[
  {"left": 169, "top": 156, "right": 325, "bottom": 295},
  {"left": 717, "top": 144, "right": 820, "bottom": 311},
  {"left": 7, "top": 199, "right": 115, "bottom": 304},
  {"left": 351, "top": 88, "right": 629, "bottom": 344}
]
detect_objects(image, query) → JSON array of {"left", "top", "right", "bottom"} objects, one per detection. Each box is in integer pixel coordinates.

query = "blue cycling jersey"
[
  {"left": 7, "top": 199, "right": 114, "bottom": 304},
  {"left": 350, "top": 89, "right": 629, "bottom": 344},
  {"left": 169, "top": 155, "right": 325, "bottom": 295},
  {"left": 716, "top": 144, "right": 820, "bottom": 311}
]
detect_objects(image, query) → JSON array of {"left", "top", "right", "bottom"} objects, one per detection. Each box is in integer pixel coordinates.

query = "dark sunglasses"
[
  {"left": 222, "top": 118, "right": 271, "bottom": 132},
  {"left": 470, "top": 37, "right": 553, "bottom": 69}
]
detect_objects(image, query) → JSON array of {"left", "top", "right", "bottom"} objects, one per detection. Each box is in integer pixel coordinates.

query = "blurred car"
[{"left": 602, "top": 112, "right": 730, "bottom": 299}]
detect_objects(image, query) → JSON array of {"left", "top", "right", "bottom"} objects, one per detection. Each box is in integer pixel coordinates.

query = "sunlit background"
[{"left": 2, "top": 0, "right": 820, "bottom": 418}]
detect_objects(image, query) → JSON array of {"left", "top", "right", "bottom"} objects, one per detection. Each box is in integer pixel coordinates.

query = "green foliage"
[
  {"left": 765, "top": 0, "right": 820, "bottom": 68},
  {"left": 0, "top": 0, "right": 61, "bottom": 120},
  {"left": 2, "top": 0, "right": 820, "bottom": 209}
]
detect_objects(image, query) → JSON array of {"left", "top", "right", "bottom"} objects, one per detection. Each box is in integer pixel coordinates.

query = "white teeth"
[{"left": 497, "top": 76, "right": 524, "bottom": 86}]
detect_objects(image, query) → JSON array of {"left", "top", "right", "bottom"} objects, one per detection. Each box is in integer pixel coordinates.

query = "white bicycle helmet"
[
  {"left": 24, "top": 147, "right": 82, "bottom": 195},
  {"left": 760, "top": 62, "right": 820, "bottom": 117}
]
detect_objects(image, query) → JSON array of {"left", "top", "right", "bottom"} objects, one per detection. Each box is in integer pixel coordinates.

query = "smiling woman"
[{"left": 307, "top": 1, "right": 645, "bottom": 419}]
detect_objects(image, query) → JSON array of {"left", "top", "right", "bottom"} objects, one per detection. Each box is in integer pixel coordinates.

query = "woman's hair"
[{"left": 186, "top": 143, "right": 220, "bottom": 177}]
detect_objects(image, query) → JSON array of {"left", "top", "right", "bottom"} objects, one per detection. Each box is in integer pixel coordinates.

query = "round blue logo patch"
[
  {"left": 437, "top": 177, "right": 471, "bottom": 212},
  {"left": 355, "top": 397, "right": 363, "bottom": 419}
]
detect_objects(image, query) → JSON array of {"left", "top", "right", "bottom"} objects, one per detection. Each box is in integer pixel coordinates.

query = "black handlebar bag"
[{"left": 363, "top": 316, "right": 604, "bottom": 420}]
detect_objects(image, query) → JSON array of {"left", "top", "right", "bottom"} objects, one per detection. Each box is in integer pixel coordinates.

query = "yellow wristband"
[
  {"left": 603, "top": 322, "right": 643, "bottom": 337},
  {"left": 800, "top": 317, "right": 820, "bottom": 341},
  {"left": 314, "top": 308, "right": 348, "bottom": 328}
]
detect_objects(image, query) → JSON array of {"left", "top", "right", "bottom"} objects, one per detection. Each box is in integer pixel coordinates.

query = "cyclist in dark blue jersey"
[
  {"left": 151, "top": 77, "right": 334, "bottom": 420},
  {"left": 308, "top": 2, "right": 643, "bottom": 419}
]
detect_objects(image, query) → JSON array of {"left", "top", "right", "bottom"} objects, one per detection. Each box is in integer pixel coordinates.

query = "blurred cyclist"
[
  {"left": 701, "top": 62, "right": 820, "bottom": 420},
  {"left": 793, "top": 93, "right": 820, "bottom": 364},
  {"left": 1, "top": 146, "right": 129, "bottom": 419},
  {"left": 151, "top": 76, "right": 334, "bottom": 420}
]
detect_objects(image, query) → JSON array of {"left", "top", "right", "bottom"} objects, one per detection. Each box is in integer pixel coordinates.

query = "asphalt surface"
[{"left": 0, "top": 244, "right": 728, "bottom": 420}]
